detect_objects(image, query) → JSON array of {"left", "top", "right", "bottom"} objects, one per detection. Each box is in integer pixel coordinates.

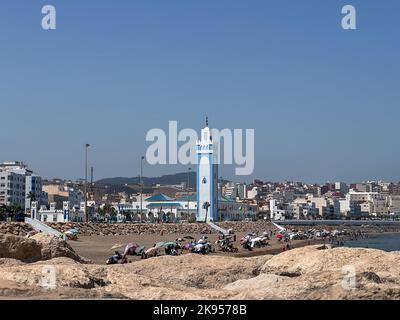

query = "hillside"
[{"left": 96, "top": 172, "right": 197, "bottom": 189}]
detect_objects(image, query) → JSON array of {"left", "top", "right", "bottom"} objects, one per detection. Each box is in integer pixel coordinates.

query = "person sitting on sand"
[
  {"left": 106, "top": 251, "right": 123, "bottom": 265},
  {"left": 198, "top": 236, "right": 208, "bottom": 245}
]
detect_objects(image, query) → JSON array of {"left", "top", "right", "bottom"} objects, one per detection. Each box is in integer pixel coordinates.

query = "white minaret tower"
[{"left": 196, "top": 117, "right": 218, "bottom": 222}]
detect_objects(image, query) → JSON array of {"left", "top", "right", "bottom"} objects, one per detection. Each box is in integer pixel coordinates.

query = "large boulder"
[
  {"left": 31, "top": 233, "right": 91, "bottom": 264},
  {"left": 0, "top": 233, "right": 90, "bottom": 264},
  {"left": 0, "top": 234, "right": 42, "bottom": 262},
  {"left": 0, "top": 245, "right": 399, "bottom": 299},
  {"left": 0, "top": 222, "right": 34, "bottom": 237}
]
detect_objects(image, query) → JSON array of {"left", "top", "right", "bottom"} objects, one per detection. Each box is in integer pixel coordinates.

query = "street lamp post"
[
  {"left": 187, "top": 167, "right": 191, "bottom": 221},
  {"left": 84, "top": 143, "right": 90, "bottom": 223},
  {"left": 219, "top": 176, "right": 223, "bottom": 222},
  {"left": 140, "top": 156, "right": 144, "bottom": 223}
]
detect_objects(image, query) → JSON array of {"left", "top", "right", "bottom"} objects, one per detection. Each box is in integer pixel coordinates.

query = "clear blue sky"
[{"left": 1, "top": 0, "right": 399, "bottom": 183}]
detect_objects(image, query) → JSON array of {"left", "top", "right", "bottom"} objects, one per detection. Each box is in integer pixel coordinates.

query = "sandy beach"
[
  {"left": 69, "top": 231, "right": 327, "bottom": 264},
  {"left": 1, "top": 226, "right": 400, "bottom": 300}
]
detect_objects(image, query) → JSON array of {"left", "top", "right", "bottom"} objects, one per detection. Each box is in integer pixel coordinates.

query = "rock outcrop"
[
  {"left": 0, "top": 233, "right": 90, "bottom": 264},
  {"left": 0, "top": 222, "right": 33, "bottom": 237},
  {"left": 45, "top": 221, "right": 400, "bottom": 237},
  {"left": 0, "top": 234, "right": 42, "bottom": 262},
  {"left": 0, "top": 244, "right": 399, "bottom": 299},
  {"left": 46, "top": 222, "right": 215, "bottom": 236}
]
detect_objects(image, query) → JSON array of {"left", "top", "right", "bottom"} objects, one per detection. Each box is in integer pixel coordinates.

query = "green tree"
[
  {"left": 27, "top": 192, "right": 37, "bottom": 202},
  {"left": 110, "top": 207, "right": 118, "bottom": 222},
  {"left": 6, "top": 204, "right": 22, "bottom": 221},
  {"left": 102, "top": 204, "right": 117, "bottom": 223}
]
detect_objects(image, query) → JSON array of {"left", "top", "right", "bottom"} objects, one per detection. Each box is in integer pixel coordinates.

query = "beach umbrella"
[
  {"left": 135, "top": 246, "right": 145, "bottom": 255},
  {"left": 276, "top": 234, "right": 283, "bottom": 239},
  {"left": 125, "top": 243, "right": 139, "bottom": 251},
  {"left": 155, "top": 241, "right": 166, "bottom": 249},
  {"left": 110, "top": 243, "right": 124, "bottom": 250},
  {"left": 68, "top": 228, "right": 79, "bottom": 234},
  {"left": 184, "top": 242, "right": 195, "bottom": 249},
  {"left": 163, "top": 242, "right": 177, "bottom": 247}
]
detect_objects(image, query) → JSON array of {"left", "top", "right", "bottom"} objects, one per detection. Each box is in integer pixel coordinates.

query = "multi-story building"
[
  {"left": 347, "top": 191, "right": 389, "bottom": 217},
  {"left": 25, "top": 175, "right": 45, "bottom": 211},
  {"left": 291, "top": 202, "right": 319, "bottom": 220},
  {"left": 0, "top": 161, "right": 44, "bottom": 211},
  {"left": 388, "top": 195, "right": 400, "bottom": 214},
  {"left": 269, "top": 199, "right": 291, "bottom": 221},
  {"left": 389, "top": 183, "right": 400, "bottom": 195},
  {"left": 0, "top": 170, "right": 26, "bottom": 207},
  {"left": 335, "top": 182, "right": 349, "bottom": 194},
  {"left": 42, "top": 183, "right": 84, "bottom": 209}
]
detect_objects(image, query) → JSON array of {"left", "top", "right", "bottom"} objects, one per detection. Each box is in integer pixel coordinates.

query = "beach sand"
[{"left": 69, "top": 231, "right": 326, "bottom": 264}]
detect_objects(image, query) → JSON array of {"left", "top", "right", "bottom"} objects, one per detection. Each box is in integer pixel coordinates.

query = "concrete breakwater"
[
  {"left": 2, "top": 220, "right": 400, "bottom": 238},
  {"left": 44, "top": 220, "right": 280, "bottom": 236},
  {"left": 46, "top": 221, "right": 400, "bottom": 237}
]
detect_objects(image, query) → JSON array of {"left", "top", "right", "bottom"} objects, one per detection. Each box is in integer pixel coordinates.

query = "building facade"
[{"left": 0, "top": 170, "right": 26, "bottom": 207}]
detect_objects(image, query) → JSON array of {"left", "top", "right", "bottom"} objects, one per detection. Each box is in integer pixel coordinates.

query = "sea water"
[{"left": 344, "top": 233, "right": 400, "bottom": 252}]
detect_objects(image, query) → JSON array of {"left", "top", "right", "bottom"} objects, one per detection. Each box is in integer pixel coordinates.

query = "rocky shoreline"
[
  {"left": 0, "top": 222, "right": 33, "bottom": 237},
  {"left": 2, "top": 221, "right": 400, "bottom": 239},
  {"left": 44, "top": 221, "right": 400, "bottom": 237}
]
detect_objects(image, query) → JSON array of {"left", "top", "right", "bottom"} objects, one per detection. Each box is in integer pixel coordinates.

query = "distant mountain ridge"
[{"left": 96, "top": 172, "right": 197, "bottom": 188}]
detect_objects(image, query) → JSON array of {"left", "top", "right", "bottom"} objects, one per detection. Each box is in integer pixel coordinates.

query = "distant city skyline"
[{"left": 1, "top": 1, "right": 400, "bottom": 183}]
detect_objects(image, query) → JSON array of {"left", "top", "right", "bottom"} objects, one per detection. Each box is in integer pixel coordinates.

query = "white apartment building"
[
  {"left": 335, "top": 182, "right": 349, "bottom": 194},
  {"left": 389, "top": 195, "right": 400, "bottom": 214},
  {"left": 348, "top": 191, "right": 381, "bottom": 202},
  {"left": 0, "top": 161, "right": 44, "bottom": 210},
  {"left": 0, "top": 170, "right": 26, "bottom": 207},
  {"left": 348, "top": 191, "right": 389, "bottom": 217},
  {"left": 291, "top": 202, "right": 319, "bottom": 219},
  {"left": 270, "top": 199, "right": 289, "bottom": 221},
  {"left": 293, "top": 196, "right": 340, "bottom": 219}
]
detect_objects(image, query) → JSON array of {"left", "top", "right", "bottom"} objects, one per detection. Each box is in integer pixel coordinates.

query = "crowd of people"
[{"left": 101, "top": 226, "right": 370, "bottom": 264}]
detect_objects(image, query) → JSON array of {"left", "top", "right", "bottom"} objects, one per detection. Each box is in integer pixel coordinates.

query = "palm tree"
[
  {"left": 110, "top": 207, "right": 118, "bottom": 222},
  {"left": 102, "top": 204, "right": 117, "bottom": 223},
  {"left": 27, "top": 192, "right": 37, "bottom": 202},
  {"left": 203, "top": 201, "right": 210, "bottom": 223},
  {"left": 97, "top": 207, "right": 105, "bottom": 222},
  {"left": 26, "top": 192, "right": 37, "bottom": 215}
]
